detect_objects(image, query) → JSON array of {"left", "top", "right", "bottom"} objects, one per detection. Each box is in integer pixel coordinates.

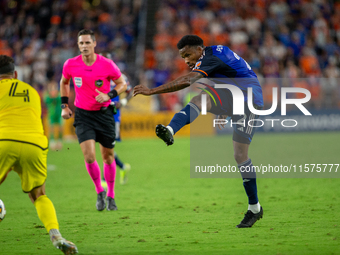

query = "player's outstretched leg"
[
  {"left": 156, "top": 102, "right": 200, "bottom": 146},
  {"left": 155, "top": 124, "right": 174, "bottom": 146}
]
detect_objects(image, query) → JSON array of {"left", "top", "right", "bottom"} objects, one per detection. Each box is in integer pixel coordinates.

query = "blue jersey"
[{"left": 192, "top": 45, "right": 263, "bottom": 107}]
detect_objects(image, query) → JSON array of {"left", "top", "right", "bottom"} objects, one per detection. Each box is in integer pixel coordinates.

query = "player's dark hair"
[
  {"left": 177, "top": 35, "right": 204, "bottom": 50},
  {"left": 0, "top": 55, "right": 15, "bottom": 75},
  {"left": 78, "top": 29, "right": 96, "bottom": 41}
]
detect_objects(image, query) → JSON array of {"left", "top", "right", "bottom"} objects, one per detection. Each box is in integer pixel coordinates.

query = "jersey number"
[
  {"left": 9, "top": 82, "right": 30, "bottom": 102},
  {"left": 233, "top": 52, "right": 252, "bottom": 70}
]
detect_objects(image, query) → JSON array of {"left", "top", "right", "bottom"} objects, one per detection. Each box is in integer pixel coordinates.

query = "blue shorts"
[
  {"left": 205, "top": 87, "right": 261, "bottom": 144},
  {"left": 113, "top": 109, "right": 121, "bottom": 142},
  {"left": 115, "top": 121, "right": 121, "bottom": 142}
]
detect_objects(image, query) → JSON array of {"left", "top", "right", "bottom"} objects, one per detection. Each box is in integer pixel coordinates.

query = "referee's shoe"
[
  {"left": 96, "top": 190, "right": 106, "bottom": 211},
  {"left": 237, "top": 207, "right": 263, "bottom": 228}
]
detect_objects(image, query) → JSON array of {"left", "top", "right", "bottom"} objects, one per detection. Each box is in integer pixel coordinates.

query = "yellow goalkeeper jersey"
[{"left": 0, "top": 78, "right": 48, "bottom": 149}]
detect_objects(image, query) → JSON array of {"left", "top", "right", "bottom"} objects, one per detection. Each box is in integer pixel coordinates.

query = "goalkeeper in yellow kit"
[{"left": 0, "top": 55, "right": 78, "bottom": 255}]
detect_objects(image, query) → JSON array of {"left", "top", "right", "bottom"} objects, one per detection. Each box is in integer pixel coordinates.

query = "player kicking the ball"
[{"left": 134, "top": 35, "right": 263, "bottom": 228}]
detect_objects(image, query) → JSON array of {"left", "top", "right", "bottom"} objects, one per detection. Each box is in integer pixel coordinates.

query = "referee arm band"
[
  {"left": 108, "top": 89, "right": 118, "bottom": 99},
  {"left": 61, "top": 96, "right": 69, "bottom": 104}
]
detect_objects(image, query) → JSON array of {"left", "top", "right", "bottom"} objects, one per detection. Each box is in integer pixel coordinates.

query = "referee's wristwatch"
[{"left": 61, "top": 104, "right": 68, "bottom": 109}]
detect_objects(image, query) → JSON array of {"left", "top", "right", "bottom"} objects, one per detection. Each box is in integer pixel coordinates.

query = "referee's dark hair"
[
  {"left": 78, "top": 29, "right": 96, "bottom": 42},
  {"left": 177, "top": 35, "right": 204, "bottom": 50},
  {"left": 0, "top": 55, "right": 15, "bottom": 75}
]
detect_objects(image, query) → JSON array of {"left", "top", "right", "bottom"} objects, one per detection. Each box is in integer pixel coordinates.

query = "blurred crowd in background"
[
  {"left": 144, "top": 0, "right": 340, "bottom": 111},
  {"left": 0, "top": 0, "right": 141, "bottom": 114},
  {"left": 1, "top": 0, "right": 340, "bottom": 115}
]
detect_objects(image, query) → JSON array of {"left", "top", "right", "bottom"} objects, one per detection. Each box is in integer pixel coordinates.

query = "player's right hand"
[
  {"left": 133, "top": 84, "right": 151, "bottom": 96},
  {"left": 61, "top": 107, "right": 72, "bottom": 119},
  {"left": 216, "top": 114, "right": 229, "bottom": 130}
]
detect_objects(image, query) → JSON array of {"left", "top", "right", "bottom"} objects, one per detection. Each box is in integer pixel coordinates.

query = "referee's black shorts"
[{"left": 73, "top": 106, "right": 116, "bottom": 148}]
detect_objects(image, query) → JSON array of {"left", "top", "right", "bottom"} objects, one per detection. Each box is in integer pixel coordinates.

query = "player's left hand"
[
  {"left": 95, "top": 89, "right": 111, "bottom": 103},
  {"left": 133, "top": 84, "right": 151, "bottom": 96}
]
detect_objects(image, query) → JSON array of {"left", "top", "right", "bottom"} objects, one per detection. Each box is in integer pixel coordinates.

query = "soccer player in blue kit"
[
  {"left": 134, "top": 35, "right": 264, "bottom": 228},
  {"left": 110, "top": 74, "right": 132, "bottom": 185}
]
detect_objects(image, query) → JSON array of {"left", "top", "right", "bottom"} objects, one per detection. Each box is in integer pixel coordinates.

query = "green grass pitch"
[{"left": 0, "top": 132, "right": 339, "bottom": 254}]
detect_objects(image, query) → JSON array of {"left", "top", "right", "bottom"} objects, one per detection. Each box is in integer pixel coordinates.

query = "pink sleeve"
[
  {"left": 62, "top": 59, "right": 71, "bottom": 79},
  {"left": 109, "top": 60, "right": 122, "bottom": 81}
]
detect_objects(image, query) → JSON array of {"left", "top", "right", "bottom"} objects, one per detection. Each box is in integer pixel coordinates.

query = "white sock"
[
  {"left": 248, "top": 202, "right": 261, "bottom": 214},
  {"left": 49, "top": 229, "right": 62, "bottom": 242},
  {"left": 166, "top": 126, "right": 174, "bottom": 136}
]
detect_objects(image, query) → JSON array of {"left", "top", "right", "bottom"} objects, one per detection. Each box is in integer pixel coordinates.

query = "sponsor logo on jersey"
[
  {"left": 95, "top": 80, "right": 103, "bottom": 88},
  {"left": 216, "top": 45, "right": 223, "bottom": 52},
  {"left": 194, "top": 61, "right": 202, "bottom": 69},
  {"left": 74, "top": 77, "right": 82, "bottom": 88}
]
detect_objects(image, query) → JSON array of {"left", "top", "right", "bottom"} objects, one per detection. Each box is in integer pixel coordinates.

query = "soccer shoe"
[
  {"left": 120, "top": 163, "right": 131, "bottom": 185},
  {"left": 106, "top": 196, "right": 118, "bottom": 211},
  {"left": 101, "top": 178, "right": 107, "bottom": 189},
  {"left": 52, "top": 236, "right": 78, "bottom": 255},
  {"left": 96, "top": 190, "right": 106, "bottom": 211},
  {"left": 236, "top": 206, "right": 263, "bottom": 228},
  {"left": 155, "top": 124, "right": 174, "bottom": 146}
]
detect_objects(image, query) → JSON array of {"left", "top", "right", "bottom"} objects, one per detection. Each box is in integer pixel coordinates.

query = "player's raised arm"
[
  {"left": 60, "top": 74, "right": 73, "bottom": 119},
  {"left": 133, "top": 71, "right": 203, "bottom": 97}
]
